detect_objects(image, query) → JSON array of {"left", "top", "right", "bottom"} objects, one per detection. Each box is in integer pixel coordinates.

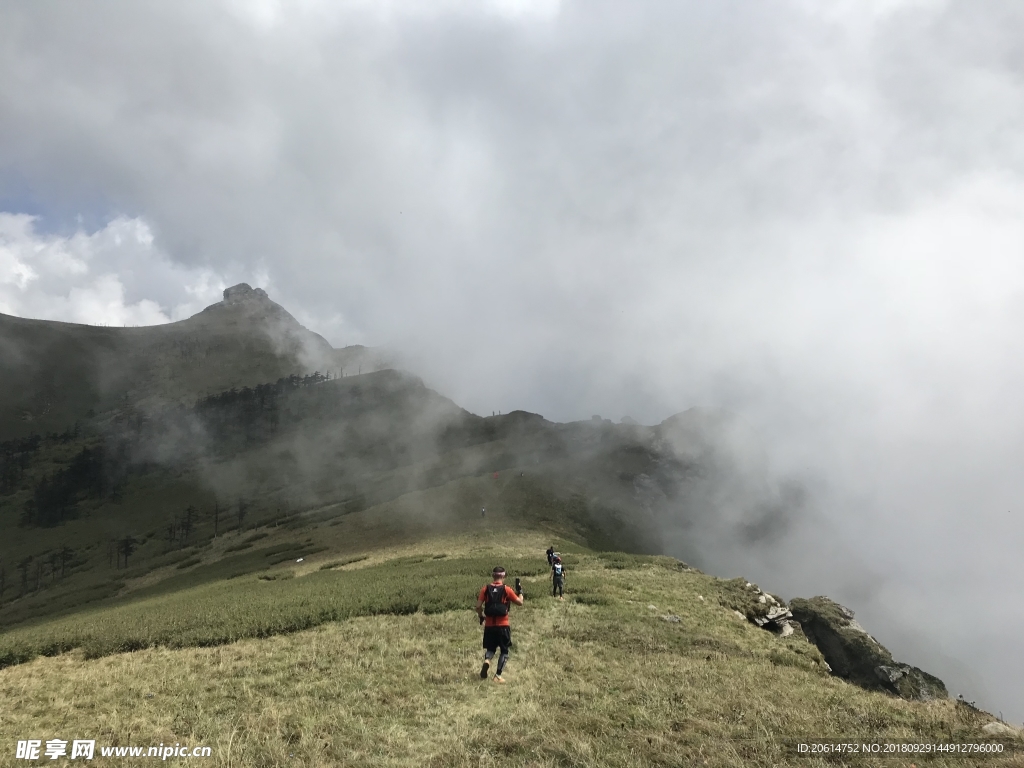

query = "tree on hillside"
[
  {"left": 20, "top": 445, "right": 108, "bottom": 527},
  {"left": 118, "top": 536, "right": 138, "bottom": 569},
  {"left": 58, "top": 545, "right": 74, "bottom": 578},
  {"left": 0, "top": 455, "right": 23, "bottom": 494},
  {"left": 182, "top": 505, "right": 196, "bottom": 542},
  {"left": 0, "top": 434, "right": 41, "bottom": 495},
  {"left": 17, "top": 556, "right": 32, "bottom": 595},
  {"left": 237, "top": 498, "right": 248, "bottom": 532},
  {"left": 18, "top": 499, "right": 36, "bottom": 527},
  {"left": 48, "top": 551, "right": 60, "bottom": 583}
]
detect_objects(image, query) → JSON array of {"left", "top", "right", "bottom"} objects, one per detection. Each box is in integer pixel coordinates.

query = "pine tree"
[
  {"left": 17, "top": 556, "right": 32, "bottom": 595},
  {"left": 119, "top": 536, "right": 137, "bottom": 569},
  {"left": 59, "top": 545, "right": 73, "bottom": 577},
  {"left": 182, "top": 505, "right": 196, "bottom": 542}
]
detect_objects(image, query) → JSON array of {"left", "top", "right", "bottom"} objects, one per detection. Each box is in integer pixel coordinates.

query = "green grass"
[
  {"left": 0, "top": 553, "right": 542, "bottom": 665},
  {"left": 122, "top": 541, "right": 326, "bottom": 601},
  {"left": 223, "top": 531, "right": 270, "bottom": 553}
]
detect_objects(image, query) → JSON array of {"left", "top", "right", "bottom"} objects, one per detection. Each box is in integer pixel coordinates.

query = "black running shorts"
[{"left": 482, "top": 626, "right": 512, "bottom": 652}]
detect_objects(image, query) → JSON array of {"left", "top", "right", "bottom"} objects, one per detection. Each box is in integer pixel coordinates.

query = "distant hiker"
[
  {"left": 481, "top": 507, "right": 486, "bottom": 518},
  {"left": 475, "top": 566, "right": 524, "bottom": 683},
  {"left": 551, "top": 556, "right": 566, "bottom": 600},
  {"left": 546, "top": 546, "right": 555, "bottom": 566}
]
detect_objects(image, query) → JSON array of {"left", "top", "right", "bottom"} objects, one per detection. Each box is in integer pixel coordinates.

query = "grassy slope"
[
  {"left": 0, "top": 375, "right": 652, "bottom": 629},
  {"left": 1, "top": 531, "right": 1020, "bottom": 768},
  {"left": 0, "top": 463, "right": 630, "bottom": 632}
]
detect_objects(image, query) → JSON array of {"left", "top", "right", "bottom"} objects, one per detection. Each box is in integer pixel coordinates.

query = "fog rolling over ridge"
[
  {"left": 1, "top": 287, "right": 812, "bottom": 573},
  {"left": 2, "top": 0, "right": 1023, "bottom": 724}
]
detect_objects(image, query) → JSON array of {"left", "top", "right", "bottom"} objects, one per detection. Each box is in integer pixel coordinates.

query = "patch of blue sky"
[{"left": 0, "top": 174, "right": 126, "bottom": 238}]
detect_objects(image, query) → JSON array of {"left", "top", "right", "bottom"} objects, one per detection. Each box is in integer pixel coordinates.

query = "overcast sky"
[{"left": 2, "top": 0, "right": 1023, "bottom": 722}]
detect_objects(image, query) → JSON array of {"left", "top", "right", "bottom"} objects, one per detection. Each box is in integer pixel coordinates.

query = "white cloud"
[
  {"left": 0, "top": 214, "right": 227, "bottom": 326},
  {"left": 63, "top": 274, "right": 168, "bottom": 327},
  {"left": 485, "top": 0, "right": 561, "bottom": 21}
]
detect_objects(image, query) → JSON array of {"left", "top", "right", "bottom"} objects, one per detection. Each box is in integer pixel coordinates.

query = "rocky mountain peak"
[
  {"left": 222, "top": 283, "right": 271, "bottom": 304},
  {"left": 198, "top": 283, "right": 286, "bottom": 321}
]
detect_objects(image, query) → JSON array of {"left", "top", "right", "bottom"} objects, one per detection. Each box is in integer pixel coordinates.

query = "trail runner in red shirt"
[{"left": 475, "top": 566, "right": 524, "bottom": 684}]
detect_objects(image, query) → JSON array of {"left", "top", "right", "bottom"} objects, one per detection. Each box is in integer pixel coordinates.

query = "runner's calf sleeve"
[
  {"left": 484, "top": 650, "right": 495, "bottom": 660},
  {"left": 496, "top": 652, "right": 508, "bottom": 675}
]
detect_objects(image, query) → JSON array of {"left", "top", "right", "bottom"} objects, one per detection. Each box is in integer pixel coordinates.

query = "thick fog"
[{"left": 2, "top": 0, "right": 1024, "bottom": 722}]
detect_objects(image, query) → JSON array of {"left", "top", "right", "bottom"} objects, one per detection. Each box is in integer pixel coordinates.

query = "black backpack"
[{"left": 484, "top": 584, "right": 509, "bottom": 617}]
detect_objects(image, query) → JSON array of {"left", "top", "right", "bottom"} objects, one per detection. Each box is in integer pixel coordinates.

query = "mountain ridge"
[{"left": 0, "top": 283, "right": 388, "bottom": 438}]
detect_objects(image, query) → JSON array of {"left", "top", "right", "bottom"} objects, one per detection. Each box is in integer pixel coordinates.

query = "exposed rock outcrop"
[
  {"left": 222, "top": 283, "right": 270, "bottom": 304},
  {"left": 721, "top": 579, "right": 801, "bottom": 636},
  {"left": 790, "top": 596, "right": 947, "bottom": 701}
]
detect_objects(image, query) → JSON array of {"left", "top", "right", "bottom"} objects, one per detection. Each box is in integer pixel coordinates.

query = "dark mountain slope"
[{"left": 0, "top": 283, "right": 386, "bottom": 439}]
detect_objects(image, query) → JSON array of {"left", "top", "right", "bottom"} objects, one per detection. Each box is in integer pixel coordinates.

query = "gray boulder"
[{"left": 790, "top": 596, "right": 947, "bottom": 701}]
